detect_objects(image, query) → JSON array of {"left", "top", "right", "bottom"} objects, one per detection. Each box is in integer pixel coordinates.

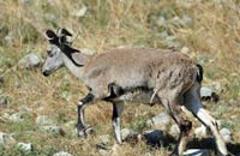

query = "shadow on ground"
[{"left": 135, "top": 130, "right": 240, "bottom": 155}]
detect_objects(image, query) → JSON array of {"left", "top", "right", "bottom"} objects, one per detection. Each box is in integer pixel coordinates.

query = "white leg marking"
[
  {"left": 184, "top": 84, "right": 228, "bottom": 156},
  {"left": 113, "top": 117, "right": 122, "bottom": 144}
]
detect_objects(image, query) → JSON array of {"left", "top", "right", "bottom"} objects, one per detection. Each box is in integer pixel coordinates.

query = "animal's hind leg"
[
  {"left": 160, "top": 97, "right": 192, "bottom": 156},
  {"left": 184, "top": 83, "right": 228, "bottom": 156}
]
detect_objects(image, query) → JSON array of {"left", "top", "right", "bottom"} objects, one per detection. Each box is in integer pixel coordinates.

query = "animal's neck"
[{"left": 62, "top": 52, "right": 90, "bottom": 80}]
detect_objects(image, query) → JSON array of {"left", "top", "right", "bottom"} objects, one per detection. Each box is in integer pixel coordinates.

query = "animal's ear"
[{"left": 57, "top": 28, "right": 73, "bottom": 45}]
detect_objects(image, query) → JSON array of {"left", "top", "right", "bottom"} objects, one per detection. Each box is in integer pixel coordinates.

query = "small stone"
[
  {"left": 20, "top": 0, "right": 32, "bottom": 5},
  {"left": 200, "top": 87, "right": 213, "bottom": 97},
  {"left": 169, "top": 124, "right": 180, "bottom": 138},
  {"left": 18, "top": 52, "right": 42, "bottom": 69},
  {"left": 53, "top": 151, "right": 72, "bottom": 156},
  {"left": 99, "top": 135, "right": 111, "bottom": 145},
  {"left": 164, "top": 35, "right": 181, "bottom": 48},
  {"left": 36, "top": 115, "right": 55, "bottom": 126},
  {"left": 194, "top": 125, "right": 208, "bottom": 138},
  {"left": 181, "top": 46, "right": 190, "bottom": 54},
  {"left": 147, "top": 112, "right": 170, "bottom": 129},
  {"left": 220, "top": 128, "right": 232, "bottom": 143},
  {"left": 121, "top": 128, "right": 138, "bottom": 141},
  {"left": 72, "top": 5, "right": 88, "bottom": 18},
  {"left": 16, "top": 142, "right": 33, "bottom": 152},
  {"left": 200, "top": 87, "right": 219, "bottom": 102},
  {"left": 183, "top": 149, "right": 209, "bottom": 156},
  {"left": 0, "top": 132, "right": 16, "bottom": 146},
  {"left": 9, "top": 112, "right": 25, "bottom": 122},
  {"left": 171, "top": 15, "right": 192, "bottom": 27},
  {"left": 42, "top": 125, "right": 65, "bottom": 136},
  {"left": 98, "top": 149, "right": 110, "bottom": 156},
  {"left": 143, "top": 129, "right": 165, "bottom": 146},
  {"left": 4, "top": 32, "right": 14, "bottom": 46},
  {"left": 79, "top": 48, "right": 96, "bottom": 55},
  {"left": 156, "top": 16, "right": 167, "bottom": 27},
  {"left": 182, "top": 15, "right": 193, "bottom": 26},
  {"left": 144, "top": 152, "right": 153, "bottom": 156},
  {"left": 45, "top": 13, "right": 58, "bottom": 22}
]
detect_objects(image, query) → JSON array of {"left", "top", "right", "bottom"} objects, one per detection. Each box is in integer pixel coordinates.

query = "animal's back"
[{"left": 82, "top": 48, "right": 197, "bottom": 97}]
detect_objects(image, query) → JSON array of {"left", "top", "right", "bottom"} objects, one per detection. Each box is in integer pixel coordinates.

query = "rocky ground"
[{"left": 0, "top": 0, "right": 240, "bottom": 156}]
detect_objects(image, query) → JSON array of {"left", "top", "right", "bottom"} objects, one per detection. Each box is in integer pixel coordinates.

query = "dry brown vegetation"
[{"left": 0, "top": 0, "right": 240, "bottom": 155}]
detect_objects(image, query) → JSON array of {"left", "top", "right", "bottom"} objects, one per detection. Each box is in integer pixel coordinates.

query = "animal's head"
[{"left": 42, "top": 28, "right": 80, "bottom": 76}]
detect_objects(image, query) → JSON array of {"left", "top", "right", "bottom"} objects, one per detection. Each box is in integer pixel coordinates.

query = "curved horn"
[
  {"left": 57, "top": 28, "right": 72, "bottom": 37},
  {"left": 57, "top": 28, "right": 73, "bottom": 44},
  {"left": 45, "top": 29, "right": 57, "bottom": 40}
]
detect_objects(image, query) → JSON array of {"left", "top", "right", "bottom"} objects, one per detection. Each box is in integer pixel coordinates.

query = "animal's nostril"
[{"left": 42, "top": 70, "right": 50, "bottom": 76}]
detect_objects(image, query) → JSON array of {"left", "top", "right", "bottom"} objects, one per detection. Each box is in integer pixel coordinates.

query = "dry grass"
[{"left": 0, "top": 0, "right": 240, "bottom": 155}]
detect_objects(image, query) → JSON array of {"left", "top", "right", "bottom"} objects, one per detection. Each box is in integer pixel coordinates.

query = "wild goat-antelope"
[{"left": 42, "top": 28, "right": 229, "bottom": 156}]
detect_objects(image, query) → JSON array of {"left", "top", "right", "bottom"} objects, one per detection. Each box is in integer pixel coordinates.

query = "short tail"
[{"left": 196, "top": 64, "right": 203, "bottom": 83}]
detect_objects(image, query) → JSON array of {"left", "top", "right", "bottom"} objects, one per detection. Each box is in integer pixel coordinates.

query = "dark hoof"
[{"left": 77, "top": 126, "right": 94, "bottom": 138}]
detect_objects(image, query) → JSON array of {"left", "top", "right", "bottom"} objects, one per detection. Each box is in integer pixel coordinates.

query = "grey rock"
[
  {"left": 181, "top": 46, "right": 190, "bottom": 54},
  {"left": 19, "top": 52, "right": 42, "bottom": 69},
  {"left": 0, "top": 132, "right": 16, "bottom": 146},
  {"left": 121, "top": 128, "right": 138, "bottom": 141},
  {"left": 176, "top": 0, "right": 197, "bottom": 8},
  {"left": 143, "top": 129, "right": 165, "bottom": 145},
  {"left": 4, "top": 32, "right": 14, "bottom": 46},
  {"left": 16, "top": 142, "right": 33, "bottom": 152},
  {"left": 220, "top": 128, "right": 232, "bottom": 143},
  {"left": 156, "top": 16, "right": 167, "bottom": 27},
  {"left": 200, "top": 86, "right": 219, "bottom": 102},
  {"left": 35, "top": 115, "right": 55, "bottom": 126},
  {"left": 147, "top": 112, "right": 170, "bottom": 129},
  {"left": 182, "top": 15, "right": 193, "bottom": 26},
  {"left": 53, "top": 151, "right": 72, "bottom": 156},
  {"left": 164, "top": 35, "right": 181, "bottom": 48},
  {"left": 41, "top": 125, "right": 65, "bottom": 136},
  {"left": 9, "top": 112, "right": 25, "bottom": 122},
  {"left": 169, "top": 124, "right": 180, "bottom": 138},
  {"left": 45, "top": 13, "right": 58, "bottom": 22},
  {"left": 0, "top": 96, "right": 8, "bottom": 108},
  {"left": 183, "top": 149, "right": 209, "bottom": 156},
  {"left": 200, "top": 87, "right": 213, "bottom": 98},
  {"left": 98, "top": 149, "right": 110, "bottom": 156},
  {"left": 171, "top": 15, "right": 192, "bottom": 27},
  {"left": 99, "top": 135, "right": 111, "bottom": 145},
  {"left": 144, "top": 152, "right": 153, "bottom": 156},
  {"left": 20, "top": 0, "right": 32, "bottom": 5}
]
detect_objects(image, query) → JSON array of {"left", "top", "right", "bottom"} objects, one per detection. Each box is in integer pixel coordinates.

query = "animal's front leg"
[
  {"left": 77, "top": 93, "right": 94, "bottom": 137},
  {"left": 112, "top": 102, "right": 124, "bottom": 144}
]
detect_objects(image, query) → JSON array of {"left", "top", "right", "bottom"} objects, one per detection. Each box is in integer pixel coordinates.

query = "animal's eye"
[{"left": 47, "top": 51, "right": 54, "bottom": 57}]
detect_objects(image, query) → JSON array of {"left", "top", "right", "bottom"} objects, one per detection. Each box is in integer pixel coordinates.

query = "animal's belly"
[{"left": 113, "top": 89, "right": 160, "bottom": 104}]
